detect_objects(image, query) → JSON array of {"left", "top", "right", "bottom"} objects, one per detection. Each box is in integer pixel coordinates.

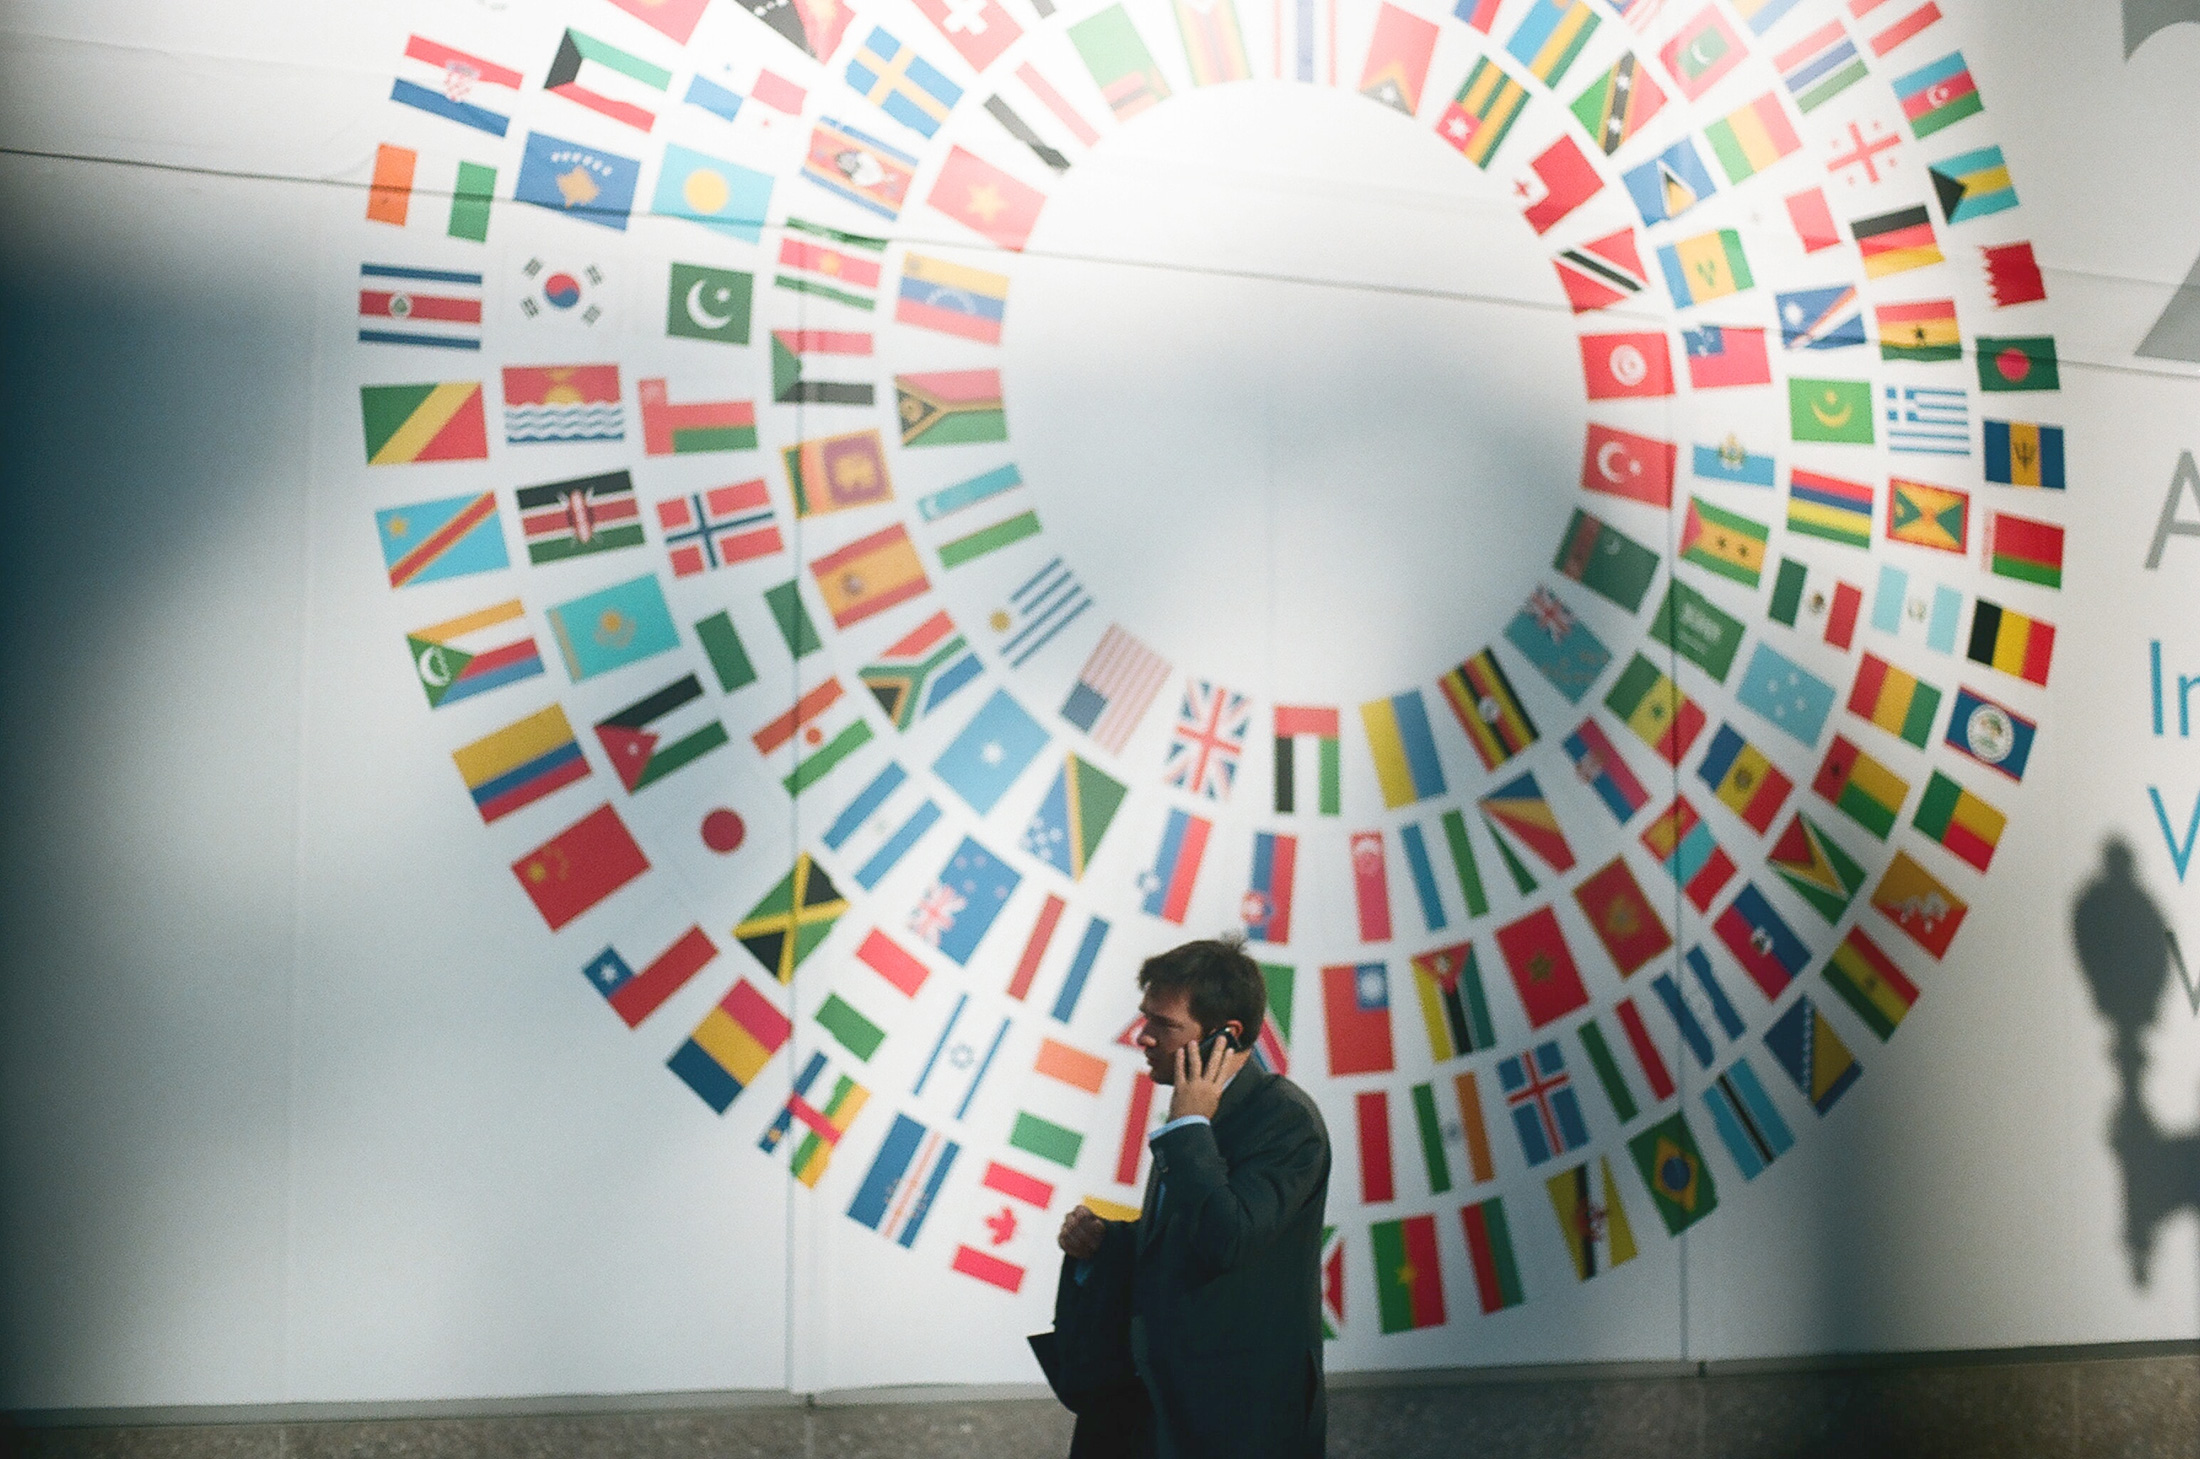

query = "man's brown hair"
[{"left": 1137, "top": 936, "right": 1267, "bottom": 1048}]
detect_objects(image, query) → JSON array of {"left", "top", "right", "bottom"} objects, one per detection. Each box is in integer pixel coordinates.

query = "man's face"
[{"left": 1137, "top": 986, "right": 1202, "bottom": 1086}]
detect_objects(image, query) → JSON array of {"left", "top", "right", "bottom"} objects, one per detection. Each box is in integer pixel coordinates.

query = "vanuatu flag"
[
  {"left": 1627, "top": 1111, "right": 1717, "bottom": 1234},
  {"left": 1370, "top": 1214, "right": 1447, "bottom": 1332},
  {"left": 896, "top": 369, "right": 1007, "bottom": 445}
]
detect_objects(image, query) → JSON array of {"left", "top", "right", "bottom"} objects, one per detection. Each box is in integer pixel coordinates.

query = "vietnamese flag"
[{"left": 929, "top": 145, "right": 1046, "bottom": 251}]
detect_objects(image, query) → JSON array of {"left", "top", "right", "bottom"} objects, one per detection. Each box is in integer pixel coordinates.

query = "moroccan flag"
[
  {"left": 1435, "top": 56, "right": 1529, "bottom": 167},
  {"left": 1887, "top": 478, "right": 1970, "bottom": 553},
  {"left": 1605, "top": 653, "right": 1707, "bottom": 765},
  {"left": 810, "top": 525, "right": 930, "bottom": 628},
  {"left": 1812, "top": 735, "right": 1909, "bottom": 839},
  {"left": 1581, "top": 423, "right": 1675, "bottom": 507},
  {"left": 1766, "top": 812, "right": 1866, "bottom": 921},
  {"left": 1715, "top": 882, "right": 1811, "bottom": 999},
  {"left": 1495, "top": 905, "right": 1590, "bottom": 1029},
  {"left": 1572, "top": 855, "right": 1671, "bottom": 975},
  {"left": 1439, "top": 649, "right": 1538, "bottom": 771},
  {"left": 361, "top": 382, "right": 489, "bottom": 464},
  {"left": 1628, "top": 1111, "right": 1718, "bottom": 1234},
  {"left": 511, "top": 803, "right": 649, "bottom": 930},
  {"left": 1913, "top": 769, "right": 2005, "bottom": 871},
  {"left": 1679, "top": 496, "right": 1769, "bottom": 587},
  {"left": 928, "top": 146, "right": 1046, "bottom": 251},
  {"left": 1370, "top": 1215, "right": 1446, "bottom": 1332},
  {"left": 1461, "top": 1198, "right": 1526, "bottom": 1312},
  {"left": 1966, "top": 600, "right": 2054, "bottom": 686},
  {"left": 1822, "top": 925, "right": 1919, "bottom": 1039},
  {"left": 1874, "top": 850, "right": 1968, "bottom": 958},
  {"left": 1849, "top": 652, "right": 1942, "bottom": 748},
  {"left": 1323, "top": 962, "right": 1395, "bottom": 1075},
  {"left": 735, "top": 853, "right": 850, "bottom": 982}
]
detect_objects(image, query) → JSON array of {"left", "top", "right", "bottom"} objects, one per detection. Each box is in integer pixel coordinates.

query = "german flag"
[{"left": 1852, "top": 205, "right": 1943, "bottom": 278}]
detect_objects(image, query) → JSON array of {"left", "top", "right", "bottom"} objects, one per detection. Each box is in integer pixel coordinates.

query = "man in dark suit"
[{"left": 1049, "top": 938, "right": 1331, "bottom": 1458}]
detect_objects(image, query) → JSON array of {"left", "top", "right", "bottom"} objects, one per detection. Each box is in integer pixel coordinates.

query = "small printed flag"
[
  {"left": 1858, "top": 0, "right": 1944, "bottom": 53},
  {"left": 1966, "top": 599, "right": 2055, "bottom": 686},
  {"left": 1679, "top": 496, "right": 1769, "bottom": 588},
  {"left": 1071, "top": 4, "right": 1172, "bottom": 120},
  {"left": 1696, "top": 436, "right": 1777, "bottom": 488},
  {"left": 810, "top": 524, "right": 930, "bottom": 629},
  {"left": 1736, "top": 642, "right": 1839, "bottom": 748},
  {"left": 376, "top": 491, "right": 507, "bottom": 589},
  {"left": 913, "top": 0, "right": 1021, "bottom": 68},
  {"left": 501, "top": 363, "right": 623, "bottom": 445},
  {"left": 512, "top": 803, "right": 649, "bottom": 931},
  {"left": 896, "top": 253, "right": 1009, "bottom": 344},
  {"left": 1982, "top": 512, "right": 2062, "bottom": 590},
  {"left": 1944, "top": 685, "right": 2035, "bottom": 781},
  {"left": 785, "top": 428, "right": 894, "bottom": 518},
  {"left": 1983, "top": 241, "right": 2046, "bottom": 306},
  {"left": 1605, "top": 653, "right": 1708, "bottom": 765},
  {"left": 1021, "top": 752, "right": 1128, "bottom": 883},
  {"left": 1570, "top": 53, "right": 1665, "bottom": 155},
  {"left": 1581, "top": 330, "right": 1676, "bottom": 400},
  {"left": 1914, "top": 768, "right": 2005, "bottom": 872},
  {"left": 1893, "top": 51, "right": 1982, "bottom": 139},
  {"left": 771, "top": 328, "right": 873, "bottom": 406},
  {"left": 1776, "top": 20, "right": 1867, "bottom": 112},
  {"left": 1779, "top": 285, "right": 1866, "bottom": 351},
  {"left": 666, "top": 262, "right": 752, "bottom": 346},
  {"left": 1518, "top": 134, "right": 1604, "bottom": 234},
  {"left": 822, "top": 764, "right": 942, "bottom": 891},
  {"left": 607, "top": 0, "right": 708, "bottom": 45},
  {"left": 361, "top": 381, "right": 490, "bottom": 464},
  {"left": 1548, "top": 1158, "right": 1637, "bottom": 1282},
  {"left": 1769, "top": 559, "right": 1863, "bottom": 650},
  {"left": 1241, "top": 829, "right": 1298, "bottom": 942},
  {"left": 929, "top": 145, "right": 1047, "bottom": 252},
  {"left": 1731, "top": 0, "right": 1803, "bottom": 34},
  {"left": 1813, "top": 734, "right": 1910, "bottom": 838},
  {"left": 1573, "top": 855, "right": 1672, "bottom": 975},
  {"left": 545, "top": 575, "right": 679, "bottom": 683},
  {"left": 1370, "top": 1214, "right": 1446, "bottom": 1332},
  {"left": 735, "top": 854, "right": 849, "bottom": 983},
  {"left": 1788, "top": 468, "right": 1875, "bottom": 547},
  {"left": 668, "top": 979, "right": 791, "bottom": 1113},
  {"left": 1641, "top": 796, "right": 1737, "bottom": 912},
  {"left": 1441, "top": 650, "right": 1539, "bottom": 772},
  {"left": 1356, "top": 1090, "right": 1397, "bottom": 1202},
  {"left": 1767, "top": 811, "right": 1866, "bottom": 920},
  {"left": 1884, "top": 384, "right": 1972, "bottom": 457},
  {"left": 1506, "top": 585, "right": 1611, "bottom": 705},
  {"left": 543, "top": 27, "right": 671, "bottom": 132},
  {"left": 1062, "top": 625, "right": 1172, "bottom": 755},
  {"left": 595, "top": 674, "right": 728, "bottom": 793},
  {"left": 1648, "top": 580, "right": 1744, "bottom": 683},
  {"left": 1506, "top": 0, "right": 1600, "bottom": 86},
  {"left": 924, "top": 465, "right": 1043, "bottom": 570},
  {"left": 453, "top": 705, "right": 590, "bottom": 824},
  {"left": 897, "top": 369, "right": 1007, "bottom": 446},
  {"left": 1684, "top": 325, "right": 1773, "bottom": 389},
  {"left": 519, "top": 471, "right": 644, "bottom": 564},
  {"left": 1849, "top": 652, "right": 1943, "bottom": 748},
  {"left": 1140, "top": 809, "right": 1212, "bottom": 925},
  {"left": 658, "top": 480, "right": 782, "bottom": 577},
  {"left": 1698, "top": 722, "right": 1792, "bottom": 834},
  {"left": 846, "top": 27, "right": 963, "bottom": 138},
  {"left": 1929, "top": 145, "right": 2020, "bottom": 226},
  {"left": 1763, "top": 995, "right": 1862, "bottom": 1113},
  {"left": 391, "top": 34, "right": 523, "bottom": 136},
  {"left": 1715, "top": 882, "right": 1811, "bottom": 998},
  {"left": 1274, "top": 705, "right": 1343, "bottom": 814},
  {"left": 1481, "top": 772, "right": 1576, "bottom": 874},
  {"left": 1651, "top": 968, "right": 1717, "bottom": 1070},
  {"left": 1351, "top": 831, "right": 1394, "bottom": 942},
  {"left": 1554, "top": 508, "right": 1661, "bottom": 613},
  {"left": 1554, "top": 229, "right": 1649, "bottom": 314},
  {"left": 1255, "top": 963, "right": 1296, "bottom": 1073},
  {"left": 1321, "top": 1226, "right": 1344, "bottom": 1338},
  {"left": 1703, "top": 1056, "right": 1794, "bottom": 1179},
  {"left": 1435, "top": 57, "right": 1529, "bottom": 167},
  {"left": 1171, "top": 681, "right": 1254, "bottom": 801},
  {"left": 359, "top": 263, "right": 483, "bottom": 349},
  {"left": 752, "top": 678, "right": 875, "bottom": 800},
  {"left": 1324, "top": 962, "right": 1395, "bottom": 1076},
  {"left": 912, "top": 836, "right": 1022, "bottom": 965},
  {"left": 1823, "top": 924, "right": 1920, "bottom": 1039},
  {"left": 1886, "top": 478, "right": 1970, "bottom": 555},
  {"left": 1360, "top": 3, "right": 1439, "bottom": 112},
  {"left": 1659, "top": 5, "right": 1746, "bottom": 99},
  {"left": 407, "top": 600, "right": 541, "bottom": 709},
  {"left": 515, "top": 131, "right": 642, "bottom": 230},
  {"left": 776, "top": 220, "right": 888, "bottom": 309},
  {"left": 1495, "top": 906, "right": 1590, "bottom": 1029},
  {"left": 1008, "top": 1111, "right": 1084, "bottom": 1169},
  {"left": 365, "top": 146, "right": 497, "bottom": 242},
  {"left": 848, "top": 1113, "right": 961, "bottom": 1246},
  {"left": 935, "top": 689, "right": 1051, "bottom": 815},
  {"left": 1500, "top": 1040, "right": 1591, "bottom": 1166},
  {"left": 1176, "top": 0, "right": 1253, "bottom": 85},
  {"left": 1787, "top": 185, "right": 1843, "bottom": 253},
  {"left": 760, "top": 1050, "right": 869, "bottom": 1187},
  {"left": 1978, "top": 336, "right": 2060, "bottom": 393},
  {"left": 653, "top": 143, "right": 774, "bottom": 244},
  {"left": 997, "top": 558, "right": 1094, "bottom": 667},
  {"left": 1629, "top": 1111, "right": 1719, "bottom": 1234},
  {"left": 1581, "top": 423, "right": 1675, "bottom": 507},
  {"left": 1983, "top": 420, "right": 2064, "bottom": 489},
  {"left": 1565, "top": 718, "right": 1650, "bottom": 822},
  {"left": 1622, "top": 138, "right": 1718, "bottom": 226},
  {"left": 1413, "top": 944, "right": 1496, "bottom": 1061},
  {"left": 1461, "top": 1198, "right": 1526, "bottom": 1312},
  {"left": 1854, "top": 205, "right": 1944, "bottom": 279},
  {"left": 804, "top": 118, "right": 918, "bottom": 220},
  {"left": 1790, "top": 379, "right": 1876, "bottom": 446},
  {"left": 1876, "top": 299, "right": 1962, "bottom": 364},
  {"left": 585, "top": 926, "right": 716, "bottom": 1030},
  {"left": 1706, "top": 92, "right": 1800, "bottom": 184}
]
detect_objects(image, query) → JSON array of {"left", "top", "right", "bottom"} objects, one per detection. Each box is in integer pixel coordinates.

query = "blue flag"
[
  {"left": 1621, "top": 138, "right": 1717, "bottom": 225},
  {"left": 652, "top": 142, "right": 774, "bottom": 242},
  {"left": 515, "top": 131, "right": 641, "bottom": 230},
  {"left": 910, "top": 836, "right": 1020, "bottom": 965},
  {"left": 545, "top": 574, "right": 679, "bottom": 682},
  {"left": 1503, "top": 585, "right": 1611, "bottom": 704},
  {"left": 1734, "top": 642, "right": 1835, "bottom": 747},
  {"left": 933, "top": 688, "right": 1050, "bottom": 814}
]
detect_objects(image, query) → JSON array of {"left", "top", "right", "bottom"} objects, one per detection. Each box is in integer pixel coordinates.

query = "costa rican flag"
[
  {"left": 1164, "top": 679, "right": 1251, "bottom": 801},
  {"left": 657, "top": 480, "right": 783, "bottom": 576}
]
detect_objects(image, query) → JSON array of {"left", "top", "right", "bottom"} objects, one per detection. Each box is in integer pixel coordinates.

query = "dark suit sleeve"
[{"left": 1148, "top": 1100, "right": 1326, "bottom": 1276}]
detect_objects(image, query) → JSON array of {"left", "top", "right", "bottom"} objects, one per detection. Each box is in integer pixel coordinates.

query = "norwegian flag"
[
  {"left": 656, "top": 479, "right": 782, "bottom": 577},
  {"left": 1163, "top": 679, "right": 1251, "bottom": 801}
]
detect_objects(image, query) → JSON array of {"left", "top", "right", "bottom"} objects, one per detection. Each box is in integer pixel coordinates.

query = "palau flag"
[{"left": 654, "top": 142, "right": 774, "bottom": 243}]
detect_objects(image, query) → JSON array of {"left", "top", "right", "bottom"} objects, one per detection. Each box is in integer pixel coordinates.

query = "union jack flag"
[
  {"left": 1527, "top": 585, "right": 1576, "bottom": 641},
  {"left": 1163, "top": 679, "right": 1250, "bottom": 800},
  {"left": 908, "top": 881, "right": 966, "bottom": 946}
]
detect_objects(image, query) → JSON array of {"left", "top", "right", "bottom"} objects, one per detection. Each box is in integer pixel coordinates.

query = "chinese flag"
[{"left": 512, "top": 803, "right": 650, "bottom": 930}]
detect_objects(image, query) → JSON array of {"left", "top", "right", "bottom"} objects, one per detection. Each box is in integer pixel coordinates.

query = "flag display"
[
  {"left": 1874, "top": 850, "right": 1968, "bottom": 958},
  {"left": 1412, "top": 944, "right": 1495, "bottom": 1061},
  {"left": 1441, "top": 650, "right": 1538, "bottom": 771},
  {"left": 377, "top": 492, "right": 507, "bottom": 588},
  {"left": 1570, "top": 54, "right": 1665, "bottom": 155},
  {"left": 1767, "top": 812, "right": 1866, "bottom": 921},
  {"left": 1436, "top": 57, "right": 1529, "bottom": 166},
  {"left": 1506, "top": 586, "right": 1611, "bottom": 705},
  {"left": 1324, "top": 962, "right": 1395, "bottom": 1075},
  {"left": 1555, "top": 509, "right": 1661, "bottom": 612},
  {"left": 1630, "top": 1111, "right": 1718, "bottom": 1234},
  {"left": 1763, "top": 996, "right": 1862, "bottom": 1114},
  {"left": 1605, "top": 653, "right": 1707, "bottom": 765},
  {"left": 1572, "top": 855, "right": 1671, "bottom": 975},
  {"left": 1548, "top": 1158, "right": 1637, "bottom": 1281},
  {"left": 1715, "top": 882, "right": 1811, "bottom": 998},
  {"left": 1822, "top": 925, "right": 1919, "bottom": 1039},
  {"left": 1495, "top": 906, "right": 1589, "bottom": 1029},
  {"left": 1945, "top": 685, "right": 2036, "bottom": 780},
  {"left": 1933, "top": 146, "right": 2019, "bottom": 223},
  {"left": 1966, "top": 600, "right": 2055, "bottom": 686},
  {"left": 1370, "top": 1214, "right": 1445, "bottom": 1332},
  {"left": 1814, "top": 735, "right": 1911, "bottom": 838},
  {"left": 1499, "top": 1040, "right": 1590, "bottom": 1166},
  {"left": 1641, "top": 797, "right": 1737, "bottom": 912},
  {"left": 1984, "top": 420, "right": 2066, "bottom": 489}
]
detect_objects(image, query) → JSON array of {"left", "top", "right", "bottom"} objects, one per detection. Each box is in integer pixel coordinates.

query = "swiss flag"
[
  {"left": 911, "top": 0, "right": 1022, "bottom": 71},
  {"left": 1580, "top": 423, "right": 1676, "bottom": 507},
  {"left": 1518, "top": 134, "right": 1603, "bottom": 235},
  {"left": 1579, "top": 331, "right": 1675, "bottom": 399}
]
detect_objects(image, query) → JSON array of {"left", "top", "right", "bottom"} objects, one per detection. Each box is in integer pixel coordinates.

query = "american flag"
[
  {"left": 1060, "top": 624, "right": 1171, "bottom": 755},
  {"left": 1164, "top": 679, "right": 1250, "bottom": 800}
]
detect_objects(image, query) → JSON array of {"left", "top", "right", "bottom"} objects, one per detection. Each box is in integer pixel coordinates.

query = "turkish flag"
[
  {"left": 1580, "top": 423, "right": 1676, "bottom": 507},
  {"left": 1579, "top": 331, "right": 1675, "bottom": 399}
]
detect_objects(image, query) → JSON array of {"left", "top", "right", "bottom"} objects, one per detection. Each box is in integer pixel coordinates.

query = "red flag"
[
  {"left": 1982, "top": 242, "right": 2046, "bottom": 307},
  {"left": 1580, "top": 423, "right": 1676, "bottom": 507},
  {"left": 1494, "top": 905, "right": 1590, "bottom": 1029},
  {"left": 1518, "top": 135, "right": 1602, "bottom": 235},
  {"left": 1579, "top": 331, "right": 1675, "bottom": 399},
  {"left": 911, "top": 0, "right": 1022, "bottom": 70},
  {"left": 1355, "top": 1090, "right": 1396, "bottom": 1202},
  {"left": 512, "top": 803, "right": 650, "bottom": 930},
  {"left": 928, "top": 146, "right": 1046, "bottom": 251},
  {"left": 1350, "top": 830, "right": 1392, "bottom": 942},
  {"left": 1553, "top": 228, "right": 1648, "bottom": 314},
  {"left": 1571, "top": 855, "right": 1673, "bottom": 976},
  {"left": 1322, "top": 962, "right": 1396, "bottom": 1075},
  {"left": 1683, "top": 325, "right": 1772, "bottom": 389},
  {"left": 1785, "top": 187, "right": 1841, "bottom": 254}
]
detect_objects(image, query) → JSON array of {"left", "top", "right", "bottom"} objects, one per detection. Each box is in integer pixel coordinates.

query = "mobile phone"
[{"left": 1198, "top": 1025, "right": 1240, "bottom": 1064}]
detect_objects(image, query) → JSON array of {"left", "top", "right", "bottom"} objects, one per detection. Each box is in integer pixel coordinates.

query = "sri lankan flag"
[
  {"left": 1766, "top": 811, "right": 1865, "bottom": 922},
  {"left": 1436, "top": 56, "right": 1528, "bottom": 168},
  {"left": 1440, "top": 648, "right": 1537, "bottom": 770},
  {"left": 1678, "top": 495, "right": 1768, "bottom": 587},
  {"left": 1886, "top": 478, "right": 1969, "bottom": 554},
  {"left": 1966, "top": 600, "right": 2054, "bottom": 686},
  {"left": 735, "top": 853, "right": 850, "bottom": 983}
]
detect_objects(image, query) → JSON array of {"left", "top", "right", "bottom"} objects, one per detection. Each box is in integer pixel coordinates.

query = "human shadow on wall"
[{"left": 2071, "top": 838, "right": 2200, "bottom": 1284}]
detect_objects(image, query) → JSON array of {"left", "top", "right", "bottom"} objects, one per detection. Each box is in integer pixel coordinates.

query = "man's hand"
[
  {"left": 1166, "top": 1036, "right": 1243, "bottom": 1121},
  {"left": 1058, "top": 1203, "right": 1107, "bottom": 1259}
]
